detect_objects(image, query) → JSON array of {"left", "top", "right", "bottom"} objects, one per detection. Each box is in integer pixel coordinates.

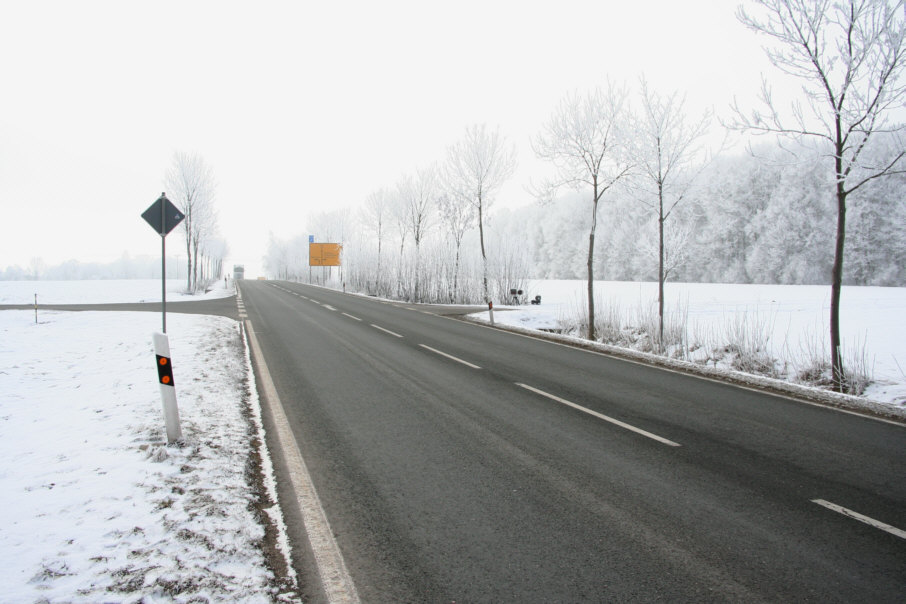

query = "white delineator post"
[
  {"left": 488, "top": 301, "right": 495, "bottom": 326},
  {"left": 152, "top": 332, "right": 182, "bottom": 443}
]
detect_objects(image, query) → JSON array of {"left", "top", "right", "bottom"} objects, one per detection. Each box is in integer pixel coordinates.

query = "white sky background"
[{"left": 0, "top": 0, "right": 775, "bottom": 277}]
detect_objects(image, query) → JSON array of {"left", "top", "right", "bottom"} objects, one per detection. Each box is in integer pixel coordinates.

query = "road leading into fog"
[{"left": 239, "top": 280, "right": 906, "bottom": 603}]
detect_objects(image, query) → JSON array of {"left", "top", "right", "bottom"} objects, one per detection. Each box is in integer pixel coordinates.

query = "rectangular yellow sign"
[{"left": 309, "top": 242, "right": 342, "bottom": 266}]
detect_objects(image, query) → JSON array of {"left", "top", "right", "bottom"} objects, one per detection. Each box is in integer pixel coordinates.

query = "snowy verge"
[
  {"left": 0, "top": 310, "right": 297, "bottom": 602},
  {"left": 465, "top": 311, "right": 906, "bottom": 424}
]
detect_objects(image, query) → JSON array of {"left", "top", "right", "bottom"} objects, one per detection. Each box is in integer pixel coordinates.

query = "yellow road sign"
[{"left": 309, "top": 242, "right": 342, "bottom": 266}]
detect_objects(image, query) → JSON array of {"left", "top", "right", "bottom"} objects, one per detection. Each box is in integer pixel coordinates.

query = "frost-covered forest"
[{"left": 515, "top": 141, "right": 906, "bottom": 286}]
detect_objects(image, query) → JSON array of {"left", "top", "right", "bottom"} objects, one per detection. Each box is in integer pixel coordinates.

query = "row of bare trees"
[
  {"left": 308, "top": 125, "right": 517, "bottom": 304},
  {"left": 532, "top": 79, "right": 712, "bottom": 349},
  {"left": 163, "top": 151, "right": 227, "bottom": 293}
]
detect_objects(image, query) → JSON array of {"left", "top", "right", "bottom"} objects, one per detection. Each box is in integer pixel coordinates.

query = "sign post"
[
  {"left": 153, "top": 332, "right": 182, "bottom": 443},
  {"left": 142, "top": 193, "right": 186, "bottom": 444},
  {"left": 141, "top": 192, "right": 185, "bottom": 333}
]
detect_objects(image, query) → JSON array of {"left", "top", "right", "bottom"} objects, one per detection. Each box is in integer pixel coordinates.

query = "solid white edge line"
[
  {"left": 419, "top": 344, "right": 482, "bottom": 369},
  {"left": 371, "top": 324, "right": 404, "bottom": 338},
  {"left": 245, "top": 321, "right": 360, "bottom": 603},
  {"left": 516, "top": 383, "right": 681, "bottom": 447},
  {"left": 342, "top": 313, "right": 362, "bottom": 321},
  {"left": 811, "top": 499, "right": 906, "bottom": 540}
]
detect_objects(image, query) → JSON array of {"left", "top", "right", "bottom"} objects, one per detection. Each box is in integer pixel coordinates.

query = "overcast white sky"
[{"left": 0, "top": 1, "right": 774, "bottom": 277}]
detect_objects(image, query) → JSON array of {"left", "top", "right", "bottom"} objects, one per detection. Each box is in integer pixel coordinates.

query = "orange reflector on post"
[{"left": 156, "top": 354, "right": 174, "bottom": 387}]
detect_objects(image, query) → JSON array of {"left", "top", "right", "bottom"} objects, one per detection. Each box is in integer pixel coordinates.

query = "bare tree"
[
  {"left": 533, "top": 84, "right": 633, "bottom": 340},
  {"left": 444, "top": 124, "right": 516, "bottom": 302},
  {"left": 436, "top": 191, "right": 474, "bottom": 302},
  {"left": 29, "top": 257, "right": 45, "bottom": 281},
  {"left": 399, "top": 166, "right": 438, "bottom": 302},
  {"left": 164, "top": 151, "right": 217, "bottom": 292},
  {"left": 190, "top": 194, "right": 217, "bottom": 290},
  {"left": 734, "top": 0, "right": 906, "bottom": 391},
  {"left": 204, "top": 237, "right": 229, "bottom": 283},
  {"left": 631, "top": 77, "right": 711, "bottom": 352},
  {"left": 388, "top": 185, "right": 410, "bottom": 299},
  {"left": 362, "top": 188, "right": 390, "bottom": 295}
]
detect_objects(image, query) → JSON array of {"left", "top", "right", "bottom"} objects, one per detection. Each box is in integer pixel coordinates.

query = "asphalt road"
[
  {"left": 0, "top": 296, "right": 240, "bottom": 319},
  {"left": 236, "top": 280, "right": 905, "bottom": 603}
]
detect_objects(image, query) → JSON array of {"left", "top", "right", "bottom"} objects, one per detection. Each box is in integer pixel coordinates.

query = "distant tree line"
[
  {"left": 0, "top": 249, "right": 228, "bottom": 284},
  {"left": 2, "top": 151, "right": 228, "bottom": 289}
]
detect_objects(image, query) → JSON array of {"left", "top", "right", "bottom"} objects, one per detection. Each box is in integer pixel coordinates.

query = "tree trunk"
[
  {"left": 376, "top": 225, "right": 383, "bottom": 296},
  {"left": 587, "top": 180, "right": 599, "bottom": 341},
  {"left": 479, "top": 199, "right": 489, "bottom": 303},
  {"left": 184, "top": 234, "right": 192, "bottom": 291},
  {"left": 192, "top": 237, "right": 200, "bottom": 293},
  {"left": 396, "top": 238, "right": 405, "bottom": 299},
  {"left": 831, "top": 172, "right": 847, "bottom": 392},
  {"left": 452, "top": 243, "right": 462, "bottom": 304},
  {"left": 658, "top": 181, "right": 665, "bottom": 354},
  {"left": 414, "top": 238, "right": 421, "bottom": 303}
]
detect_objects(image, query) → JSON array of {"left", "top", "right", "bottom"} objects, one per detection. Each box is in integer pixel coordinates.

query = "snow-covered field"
[
  {"left": 0, "top": 279, "right": 235, "bottom": 305},
  {"left": 0, "top": 282, "right": 296, "bottom": 602},
  {"left": 477, "top": 279, "right": 906, "bottom": 409}
]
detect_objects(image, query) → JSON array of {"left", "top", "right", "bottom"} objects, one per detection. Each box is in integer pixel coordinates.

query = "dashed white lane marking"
[
  {"left": 244, "top": 321, "right": 360, "bottom": 603},
  {"left": 419, "top": 345, "right": 482, "bottom": 369},
  {"left": 371, "top": 324, "right": 404, "bottom": 338},
  {"left": 812, "top": 499, "right": 906, "bottom": 540},
  {"left": 342, "top": 313, "right": 362, "bottom": 321},
  {"left": 323, "top": 305, "right": 337, "bottom": 311},
  {"left": 236, "top": 293, "right": 247, "bottom": 320},
  {"left": 515, "top": 383, "right": 681, "bottom": 447}
]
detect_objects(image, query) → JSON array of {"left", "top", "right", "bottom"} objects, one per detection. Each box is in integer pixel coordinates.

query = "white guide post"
[
  {"left": 488, "top": 301, "right": 495, "bottom": 326},
  {"left": 152, "top": 332, "right": 182, "bottom": 443}
]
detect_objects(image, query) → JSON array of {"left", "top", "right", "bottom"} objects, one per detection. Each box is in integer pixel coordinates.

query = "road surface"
[{"left": 238, "top": 280, "right": 906, "bottom": 603}]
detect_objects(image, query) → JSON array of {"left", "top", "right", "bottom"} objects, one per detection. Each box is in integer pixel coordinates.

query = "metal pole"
[{"left": 161, "top": 192, "right": 167, "bottom": 333}]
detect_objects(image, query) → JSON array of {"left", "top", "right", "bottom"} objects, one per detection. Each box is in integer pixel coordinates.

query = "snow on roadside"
[{"left": 0, "top": 310, "right": 294, "bottom": 602}]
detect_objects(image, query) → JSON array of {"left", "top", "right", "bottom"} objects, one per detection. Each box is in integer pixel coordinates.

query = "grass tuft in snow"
[{"left": 555, "top": 300, "right": 877, "bottom": 396}]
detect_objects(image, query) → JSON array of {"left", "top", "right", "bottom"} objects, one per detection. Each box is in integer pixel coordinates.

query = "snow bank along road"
[{"left": 239, "top": 280, "right": 905, "bottom": 602}]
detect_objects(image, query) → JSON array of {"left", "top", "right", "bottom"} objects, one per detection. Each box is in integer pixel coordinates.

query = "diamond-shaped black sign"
[{"left": 142, "top": 194, "right": 185, "bottom": 236}]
